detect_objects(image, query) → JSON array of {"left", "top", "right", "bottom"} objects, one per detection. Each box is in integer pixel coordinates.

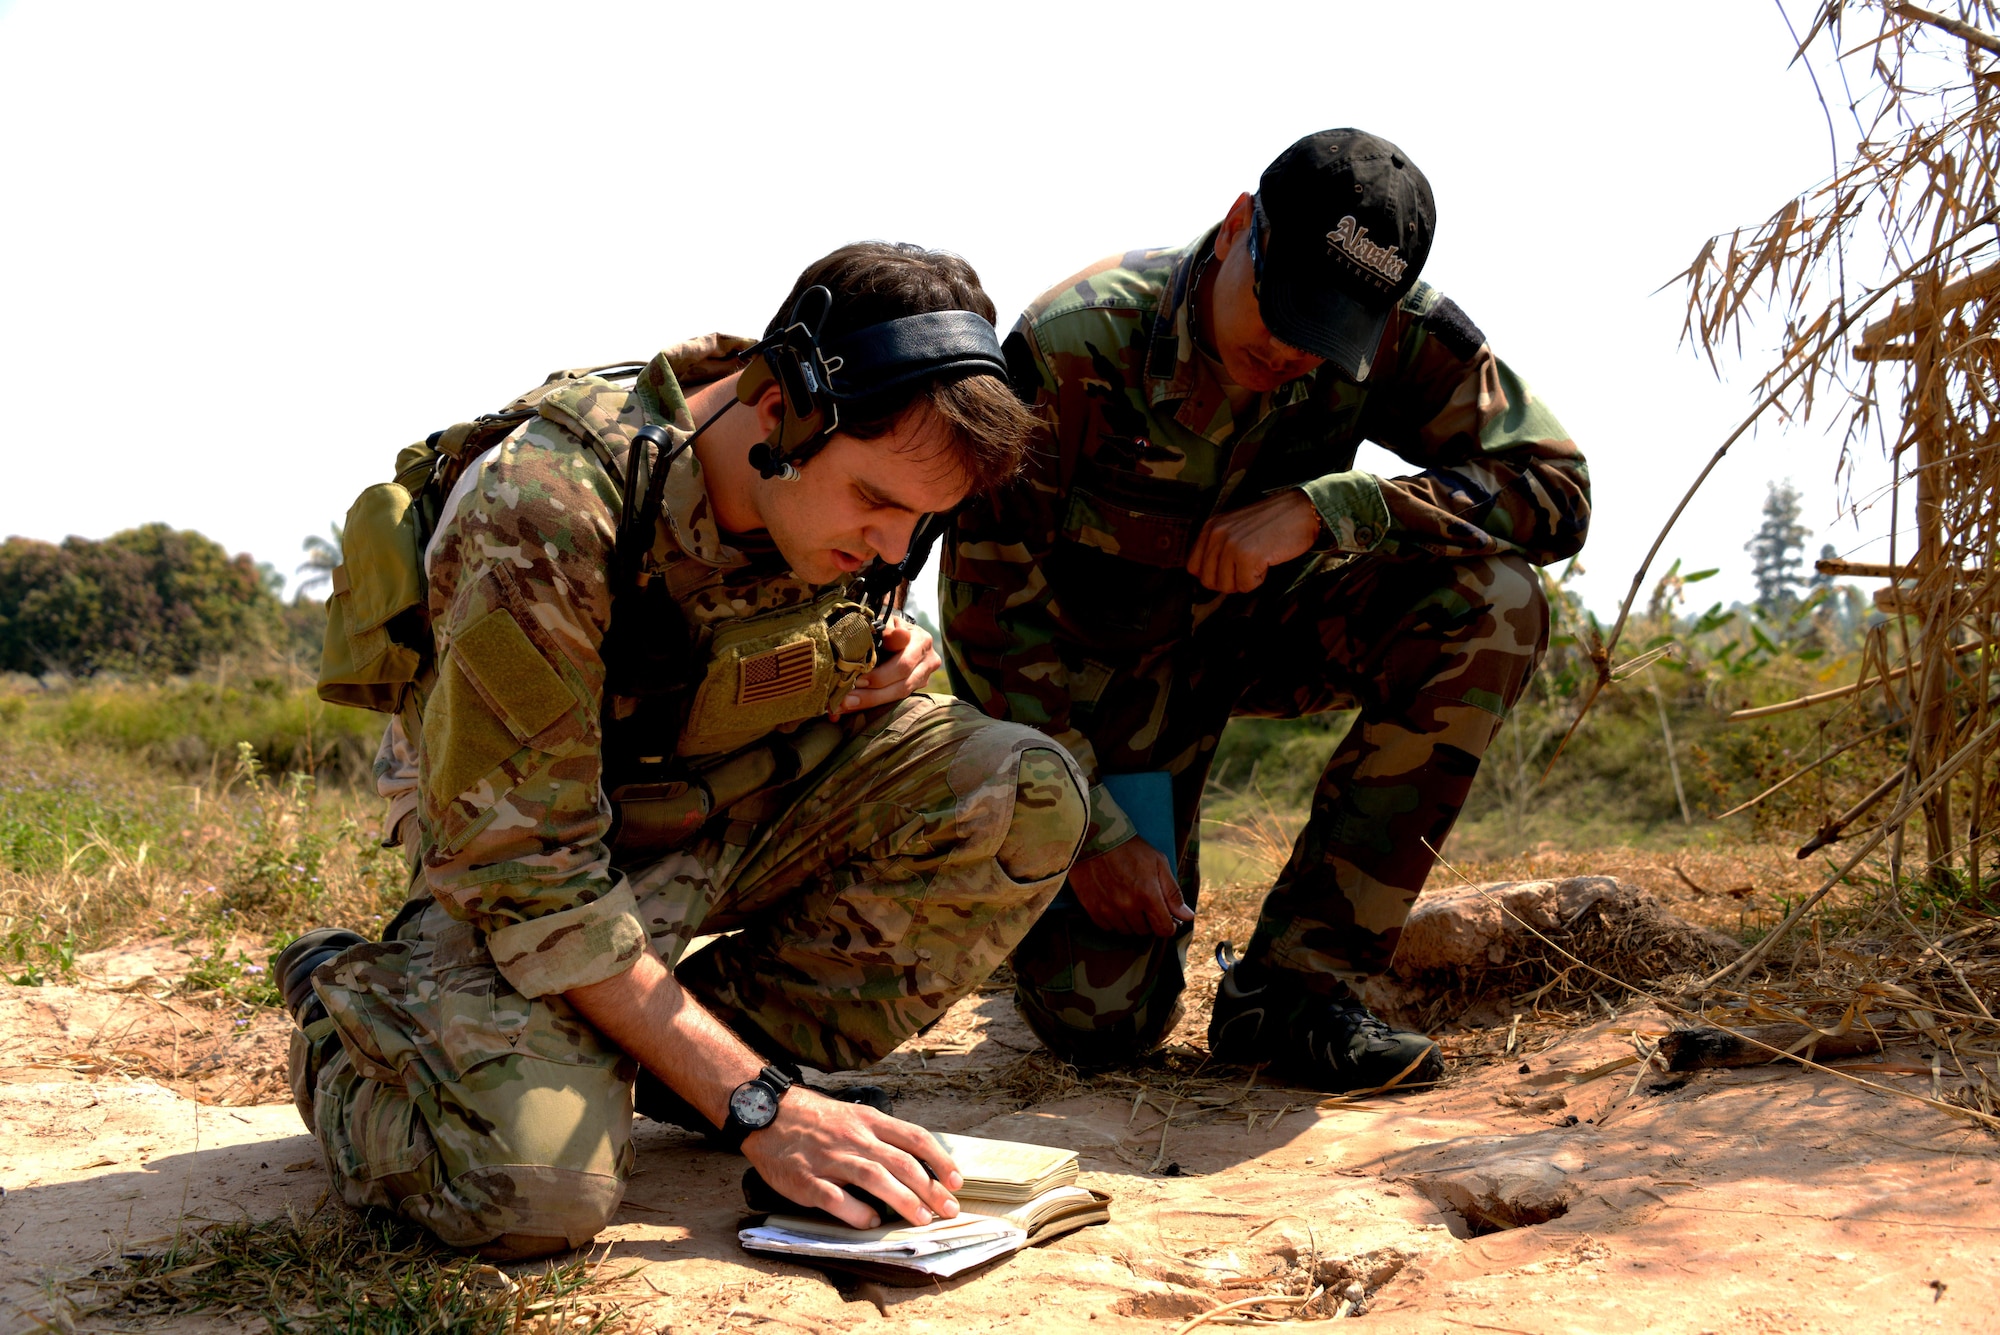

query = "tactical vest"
[{"left": 315, "top": 360, "right": 878, "bottom": 863}]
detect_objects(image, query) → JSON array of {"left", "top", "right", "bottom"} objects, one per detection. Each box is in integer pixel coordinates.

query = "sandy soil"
[{"left": 3, "top": 939, "right": 1996, "bottom": 1334}]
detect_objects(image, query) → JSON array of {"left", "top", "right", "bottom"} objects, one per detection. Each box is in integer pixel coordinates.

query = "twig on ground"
[{"left": 1170, "top": 1288, "right": 1327, "bottom": 1335}]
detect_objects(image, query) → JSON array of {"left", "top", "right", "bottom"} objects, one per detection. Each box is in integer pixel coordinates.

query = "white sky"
[{"left": 0, "top": 0, "right": 1904, "bottom": 625}]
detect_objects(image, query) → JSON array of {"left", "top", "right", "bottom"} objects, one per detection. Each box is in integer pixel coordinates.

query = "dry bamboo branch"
[
  {"left": 1546, "top": 208, "right": 2000, "bottom": 778},
  {"left": 1728, "top": 635, "right": 1993, "bottom": 720},
  {"left": 1798, "top": 769, "right": 1905, "bottom": 856},
  {"left": 1859, "top": 258, "right": 2000, "bottom": 345},
  {"left": 1889, "top": 1, "right": 2000, "bottom": 57},
  {"left": 1729, "top": 667, "right": 1922, "bottom": 720},
  {"left": 1815, "top": 558, "right": 1987, "bottom": 580},
  {"left": 1706, "top": 711, "right": 2000, "bottom": 987},
  {"left": 1653, "top": 679, "right": 1694, "bottom": 826},
  {"left": 1171, "top": 1291, "right": 1325, "bottom": 1335}
]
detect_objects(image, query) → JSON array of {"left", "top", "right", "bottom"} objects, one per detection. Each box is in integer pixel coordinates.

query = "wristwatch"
[{"left": 721, "top": 1064, "right": 796, "bottom": 1147}]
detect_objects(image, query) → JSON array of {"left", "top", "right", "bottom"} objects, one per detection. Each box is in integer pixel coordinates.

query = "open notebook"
[{"left": 738, "top": 1133, "right": 1110, "bottom": 1284}]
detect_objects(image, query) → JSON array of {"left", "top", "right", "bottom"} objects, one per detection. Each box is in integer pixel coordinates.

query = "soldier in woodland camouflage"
[
  {"left": 942, "top": 130, "right": 1588, "bottom": 1089},
  {"left": 282, "top": 246, "right": 1087, "bottom": 1260}
]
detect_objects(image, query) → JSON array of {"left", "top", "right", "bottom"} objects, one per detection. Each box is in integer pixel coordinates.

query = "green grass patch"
[
  {"left": 0, "top": 724, "right": 409, "bottom": 986},
  {"left": 15, "top": 673, "right": 385, "bottom": 780},
  {"left": 0, "top": 744, "right": 186, "bottom": 877}
]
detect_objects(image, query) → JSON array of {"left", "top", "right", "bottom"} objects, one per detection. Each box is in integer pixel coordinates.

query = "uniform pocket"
[
  {"left": 401, "top": 963, "right": 616, "bottom": 1080},
  {"left": 679, "top": 596, "right": 876, "bottom": 758},
  {"left": 1044, "top": 543, "right": 1197, "bottom": 651},
  {"left": 320, "top": 917, "right": 612, "bottom": 1087},
  {"left": 1048, "top": 467, "right": 1207, "bottom": 650},
  {"left": 317, "top": 483, "right": 428, "bottom": 713},
  {"left": 336, "top": 1071, "right": 432, "bottom": 1182},
  {"left": 452, "top": 607, "right": 576, "bottom": 745},
  {"left": 1062, "top": 468, "right": 1206, "bottom": 570}
]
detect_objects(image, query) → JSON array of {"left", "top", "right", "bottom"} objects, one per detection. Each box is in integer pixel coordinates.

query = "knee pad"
[
  {"left": 996, "top": 747, "right": 1088, "bottom": 883},
  {"left": 416, "top": 1165, "right": 624, "bottom": 1254}
]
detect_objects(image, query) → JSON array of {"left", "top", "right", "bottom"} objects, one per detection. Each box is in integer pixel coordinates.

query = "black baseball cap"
[{"left": 1250, "top": 129, "right": 1436, "bottom": 381}]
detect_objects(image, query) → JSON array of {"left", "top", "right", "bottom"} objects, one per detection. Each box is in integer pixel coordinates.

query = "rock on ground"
[{"left": 1359, "top": 875, "right": 1741, "bottom": 1021}]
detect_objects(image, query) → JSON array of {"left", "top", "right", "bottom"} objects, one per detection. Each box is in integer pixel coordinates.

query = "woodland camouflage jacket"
[
  {"left": 415, "top": 335, "right": 870, "bottom": 1000},
  {"left": 942, "top": 229, "right": 1591, "bottom": 857}
]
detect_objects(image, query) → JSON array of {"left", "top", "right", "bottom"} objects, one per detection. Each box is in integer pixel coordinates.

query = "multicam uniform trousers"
[
  {"left": 288, "top": 695, "right": 1086, "bottom": 1253},
  {"left": 1010, "top": 550, "right": 1547, "bottom": 1064}
]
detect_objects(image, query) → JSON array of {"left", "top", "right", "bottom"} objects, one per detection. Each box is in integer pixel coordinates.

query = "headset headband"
[
  {"left": 822, "top": 310, "right": 1008, "bottom": 399},
  {"left": 737, "top": 287, "right": 1008, "bottom": 480}
]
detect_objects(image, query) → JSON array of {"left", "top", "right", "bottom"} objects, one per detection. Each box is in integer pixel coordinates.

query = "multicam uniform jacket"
[
  {"left": 943, "top": 229, "right": 1590, "bottom": 860},
  {"left": 410, "top": 334, "right": 867, "bottom": 1000}
]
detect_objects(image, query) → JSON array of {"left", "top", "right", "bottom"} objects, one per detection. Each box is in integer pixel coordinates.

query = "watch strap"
[{"left": 719, "top": 1065, "right": 798, "bottom": 1151}]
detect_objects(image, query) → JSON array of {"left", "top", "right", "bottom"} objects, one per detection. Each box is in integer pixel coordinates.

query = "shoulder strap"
[{"left": 602, "top": 424, "right": 691, "bottom": 700}]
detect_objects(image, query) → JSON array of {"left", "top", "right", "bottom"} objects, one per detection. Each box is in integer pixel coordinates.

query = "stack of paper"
[
  {"left": 739, "top": 1213, "right": 1028, "bottom": 1279},
  {"left": 930, "top": 1132, "right": 1079, "bottom": 1203},
  {"left": 738, "top": 1133, "right": 1109, "bottom": 1284}
]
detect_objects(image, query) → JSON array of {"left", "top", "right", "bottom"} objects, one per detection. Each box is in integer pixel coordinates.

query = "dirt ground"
[{"left": 3, "top": 918, "right": 1997, "bottom": 1334}]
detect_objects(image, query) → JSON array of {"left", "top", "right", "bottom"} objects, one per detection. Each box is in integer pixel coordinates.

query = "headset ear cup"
[
  {"left": 735, "top": 356, "right": 776, "bottom": 406},
  {"left": 740, "top": 349, "right": 831, "bottom": 460},
  {"left": 776, "top": 399, "right": 828, "bottom": 453}
]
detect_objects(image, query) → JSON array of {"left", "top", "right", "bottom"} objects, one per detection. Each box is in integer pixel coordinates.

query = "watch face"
[{"left": 729, "top": 1080, "right": 780, "bottom": 1128}]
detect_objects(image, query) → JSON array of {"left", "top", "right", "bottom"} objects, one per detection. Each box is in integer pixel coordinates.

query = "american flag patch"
[{"left": 737, "top": 640, "right": 818, "bottom": 705}]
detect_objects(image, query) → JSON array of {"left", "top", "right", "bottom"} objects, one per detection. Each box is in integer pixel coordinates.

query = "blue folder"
[{"left": 1099, "top": 771, "right": 1177, "bottom": 865}]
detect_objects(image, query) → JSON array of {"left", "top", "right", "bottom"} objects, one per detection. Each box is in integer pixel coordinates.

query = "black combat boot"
[
  {"left": 273, "top": 928, "right": 367, "bottom": 1030},
  {"left": 1207, "top": 942, "right": 1443, "bottom": 1092}
]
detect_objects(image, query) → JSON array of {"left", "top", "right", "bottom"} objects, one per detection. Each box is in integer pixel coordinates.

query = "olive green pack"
[{"left": 315, "top": 362, "right": 644, "bottom": 716}]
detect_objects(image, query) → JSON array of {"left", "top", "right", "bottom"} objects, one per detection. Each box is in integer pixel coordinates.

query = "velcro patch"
[
  {"left": 738, "top": 640, "right": 817, "bottom": 704},
  {"left": 452, "top": 607, "right": 573, "bottom": 744},
  {"left": 1421, "top": 295, "right": 1487, "bottom": 362}
]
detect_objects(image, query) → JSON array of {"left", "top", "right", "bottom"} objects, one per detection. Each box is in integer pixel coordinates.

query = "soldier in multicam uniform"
[
  {"left": 275, "top": 244, "right": 1089, "bottom": 1260},
  {"left": 942, "top": 129, "right": 1589, "bottom": 1090}
]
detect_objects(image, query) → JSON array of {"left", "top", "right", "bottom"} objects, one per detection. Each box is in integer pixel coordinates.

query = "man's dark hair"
[{"left": 766, "top": 242, "right": 1036, "bottom": 493}]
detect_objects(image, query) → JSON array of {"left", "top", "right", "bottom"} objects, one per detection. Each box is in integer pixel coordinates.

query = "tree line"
[
  {"left": 1, "top": 498, "right": 1846, "bottom": 683},
  {"left": 0, "top": 524, "right": 295, "bottom": 677}
]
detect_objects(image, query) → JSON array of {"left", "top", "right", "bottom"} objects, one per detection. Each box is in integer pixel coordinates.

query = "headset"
[
  {"left": 734, "top": 284, "right": 1009, "bottom": 481},
  {"left": 614, "top": 286, "right": 1008, "bottom": 627}
]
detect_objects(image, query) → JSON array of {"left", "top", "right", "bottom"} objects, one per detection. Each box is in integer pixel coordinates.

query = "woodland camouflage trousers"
[
  {"left": 287, "top": 695, "right": 1086, "bottom": 1253},
  {"left": 1011, "top": 551, "right": 1548, "bottom": 1065}
]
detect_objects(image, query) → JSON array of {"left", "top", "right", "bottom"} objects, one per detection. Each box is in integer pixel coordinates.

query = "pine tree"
[{"left": 1746, "top": 481, "right": 1810, "bottom": 618}]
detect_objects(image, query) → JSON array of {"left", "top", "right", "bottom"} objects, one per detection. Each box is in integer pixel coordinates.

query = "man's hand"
[
  {"left": 1185, "top": 489, "right": 1320, "bottom": 594},
  {"left": 830, "top": 612, "right": 940, "bottom": 719},
  {"left": 1068, "top": 836, "right": 1194, "bottom": 937},
  {"left": 567, "top": 954, "right": 963, "bottom": 1229},
  {"left": 743, "top": 1091, "right": 964, "bottom": 1230}
]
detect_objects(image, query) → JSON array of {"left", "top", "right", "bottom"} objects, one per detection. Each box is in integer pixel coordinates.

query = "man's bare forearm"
[
  {"left": 566, "top": 952, "right": 759, "bottom": 1126},
  {"left": 565, "top": 949, "right": 965, "bottom": 1230}
]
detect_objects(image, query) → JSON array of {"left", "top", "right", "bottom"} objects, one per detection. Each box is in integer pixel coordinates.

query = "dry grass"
[
  {"left": 33, "top": 1203, "right": 630, "bottom": 1334},
  {"left": 1193, "top": 781, "right": 2000, "bottom": 1128},
  {"left": 0, "top": 730, "right": 410, "bottom": 994}
]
